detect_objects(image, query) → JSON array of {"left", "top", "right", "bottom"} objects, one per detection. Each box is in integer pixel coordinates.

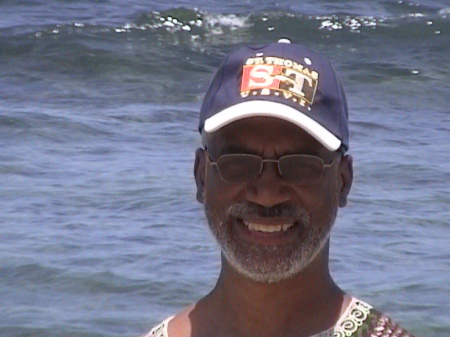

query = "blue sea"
[{"left": 0, "top": 1, "right": 449, "bottom": 336}]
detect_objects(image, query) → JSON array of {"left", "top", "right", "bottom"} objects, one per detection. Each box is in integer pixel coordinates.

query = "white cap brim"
[{"left": 203, "top": 101, "right": 342, "bottom": 151}]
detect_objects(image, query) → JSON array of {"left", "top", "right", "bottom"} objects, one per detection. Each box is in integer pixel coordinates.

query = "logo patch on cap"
[{"left": 240, "top": 56, "right": 318, "bottom": 107}]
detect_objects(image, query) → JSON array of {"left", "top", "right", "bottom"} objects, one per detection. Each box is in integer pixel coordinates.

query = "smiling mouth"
[{"left": 243, "top": 221, "right": 295, "bottom": 233}]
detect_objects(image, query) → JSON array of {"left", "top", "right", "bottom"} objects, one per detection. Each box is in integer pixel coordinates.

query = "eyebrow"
[
  {"left": 205, "top": 145, "right": 251, "bottom": 158},
  {"left": 223, "top": 144, "right": 255, "bottom": 153}
]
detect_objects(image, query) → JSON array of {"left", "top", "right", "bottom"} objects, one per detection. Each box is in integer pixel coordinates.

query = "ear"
[
  {"left": 338, "top": 154, "right": 353, "bottom": 207},
  {"left": 194, "top": 148, "right": 206, "bottom": 203}
]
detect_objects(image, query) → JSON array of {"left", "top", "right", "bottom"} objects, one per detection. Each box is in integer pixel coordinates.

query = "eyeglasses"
[{"left": 206, "top": 151, "right": 339, "bottom": 185}]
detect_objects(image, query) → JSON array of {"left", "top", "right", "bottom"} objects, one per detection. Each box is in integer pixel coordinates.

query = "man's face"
[{"left": 195, "top": 117, "right": 352, "bottom": 283}]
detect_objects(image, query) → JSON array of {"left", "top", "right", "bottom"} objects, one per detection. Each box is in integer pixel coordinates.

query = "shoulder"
[
  {"left": 335, "top": 297, "right": 417, "bottom": 337},
  {"left": 142, "top": 305, "right": 195, "bottom": 337},
  {"left": 140, "top": 316, "right": 173, "bottom": 337}
]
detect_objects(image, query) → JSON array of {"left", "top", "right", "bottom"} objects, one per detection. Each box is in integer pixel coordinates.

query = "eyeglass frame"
[{"left": 204, "top": 149, "right": 341, "bottom": 185}]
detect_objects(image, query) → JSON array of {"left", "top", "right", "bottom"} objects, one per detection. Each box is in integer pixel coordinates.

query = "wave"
[
  {"left": 0, "top": 7, "right": 447, "bottom": 106},
  {"left": 1, "top": 7, "right": 448, "bottom": 73},
  {"left": 1, "top": 7, "right": 448, "bottom": 48}
]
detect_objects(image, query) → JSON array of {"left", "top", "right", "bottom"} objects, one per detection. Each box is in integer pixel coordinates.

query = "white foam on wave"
[
  {"left": 317, "top": 15, "right": 380, "bottom": 33},
  {"left": 114, "top": 10, "right": 204, "bottom": 34},
  {"left": 204, "top": 14, "right": 248, "bottom": 29},
  {"left": 113, "top": 10, "right": 250, "bottom": 36},
  {"left": 438, "top": 8, "right": 449, "bottom": 17}
]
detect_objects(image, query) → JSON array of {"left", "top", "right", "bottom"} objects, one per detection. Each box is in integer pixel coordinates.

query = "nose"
[{"left": 244, "top": 161, "right": 292, "bottom": 208}]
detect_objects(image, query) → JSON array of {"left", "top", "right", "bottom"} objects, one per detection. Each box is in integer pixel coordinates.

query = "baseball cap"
[{"left": 198, "top": 39, "right": 349, "bottom": 152}]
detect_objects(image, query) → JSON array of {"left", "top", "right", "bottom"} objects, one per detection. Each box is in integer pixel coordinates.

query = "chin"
[
  {"left": 205, "top": 203, "right": 332, "bottom": 284},
  {"left": 224, "top": 243, "right": 324, "bottom": 284}
]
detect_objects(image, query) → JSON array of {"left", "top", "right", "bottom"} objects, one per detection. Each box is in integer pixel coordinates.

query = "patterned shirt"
[{"left": 143, "top": 297, "right": 416, "bottom": 337}]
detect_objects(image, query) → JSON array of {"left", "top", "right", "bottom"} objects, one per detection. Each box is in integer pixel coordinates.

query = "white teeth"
[
  {"left": 282, "top": 224, "right": 292, "bottom": 231},
  {"left": 244, "top": 221, "right": 294, "bottom": 233}
]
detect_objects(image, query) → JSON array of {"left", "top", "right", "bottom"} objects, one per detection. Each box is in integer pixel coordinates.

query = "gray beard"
[{"left": 204, "top": 202, "right": 333, "bottom": 284}]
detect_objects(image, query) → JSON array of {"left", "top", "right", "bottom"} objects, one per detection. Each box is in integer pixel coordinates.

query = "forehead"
[{"left": 204, "top": 117, "right": 330, "bottom": 157}]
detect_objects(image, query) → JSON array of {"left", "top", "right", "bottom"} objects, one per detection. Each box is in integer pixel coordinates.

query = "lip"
[{"left": 232, "top": 216, "right": 302, "bottom": 245}]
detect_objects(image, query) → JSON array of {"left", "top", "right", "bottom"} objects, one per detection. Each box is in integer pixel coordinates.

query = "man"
[{"left": 143, "top": 39, "right": 416, "bottom": 337}]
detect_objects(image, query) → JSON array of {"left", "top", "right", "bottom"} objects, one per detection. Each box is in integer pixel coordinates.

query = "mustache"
[{"left": 227, "top": 202, "right": 310, "bottom": 224}]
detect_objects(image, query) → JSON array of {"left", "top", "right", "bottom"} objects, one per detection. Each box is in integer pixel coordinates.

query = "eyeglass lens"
[{"left": 215, "top": 154, "right": 326, "bottom": 185}]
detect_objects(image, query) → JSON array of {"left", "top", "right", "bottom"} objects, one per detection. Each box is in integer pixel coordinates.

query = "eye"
[
  {"left": 279, "top": 155, "right": 324, "bottom": 184},
  {"left": 217, "top": 154, "right": 262, "bottom": 184}
]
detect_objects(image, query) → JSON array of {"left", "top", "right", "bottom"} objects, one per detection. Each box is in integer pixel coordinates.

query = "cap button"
[{"left": 278, "top": 38, "right": 291, "bottom": 44}]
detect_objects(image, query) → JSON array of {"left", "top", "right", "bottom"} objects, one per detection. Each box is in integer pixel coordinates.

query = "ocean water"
[{"left": 0, "top": 1, "right": 449, "bottom": 336}]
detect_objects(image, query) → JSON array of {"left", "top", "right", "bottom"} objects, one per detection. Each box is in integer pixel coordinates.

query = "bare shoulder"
[
  {"left": 166, "top": 304, "right": 196, "bottom": 337},
  {"left": 140, "top": 304, "right": 196, "bottom": 337}
]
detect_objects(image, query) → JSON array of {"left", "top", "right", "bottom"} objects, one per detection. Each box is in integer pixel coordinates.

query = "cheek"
[
  {"left": 318, "top": 169, "right": 340, "bottom": 207},
  {"left": 300, "top": 179, "right": 339, "bottom": 230},
  {"left": 204, "top": 167, "right": 243, "bottom": 214}
]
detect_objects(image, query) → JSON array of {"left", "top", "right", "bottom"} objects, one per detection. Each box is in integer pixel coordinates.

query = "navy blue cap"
[{"left": 199, "top": 39, "right": 349, "bottom": 151}]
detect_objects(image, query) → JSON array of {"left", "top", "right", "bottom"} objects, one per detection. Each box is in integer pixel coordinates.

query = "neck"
[{"left": 208, "top": 242, "right": 346, "bottom": 337}]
